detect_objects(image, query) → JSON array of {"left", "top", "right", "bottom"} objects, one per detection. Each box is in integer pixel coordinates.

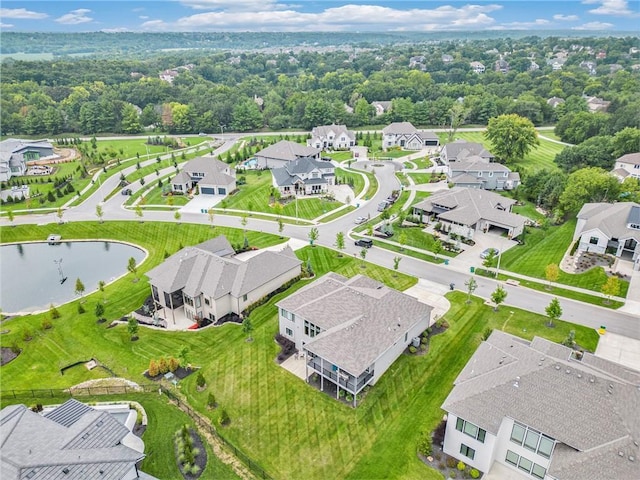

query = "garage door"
[
  {"left": 218, "top": 187, "right": 226, "bottom": 195},
  {"left": 425, "top": 140, "right": 439, "bottom": 146},
  {"left": 200, "top": 187, "right": 215, "bottom": 195}
]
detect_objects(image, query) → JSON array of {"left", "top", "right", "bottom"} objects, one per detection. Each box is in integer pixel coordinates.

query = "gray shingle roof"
[
  {"left": 310, "top": 124, "right": 355, "bottom": 141},
  {"left": 382, "top": 122, "right": 418, "bottom": 135},
  {"left": 271, "top": 157, "right": 333, "bottom": 187},
  {"left": 442, "top": 330, "right": 640, "bottom": 480},
  {"left": 171, "top": 171, "right": 190, "bottom": 184},
  {"left": 182, "top": 156, "right": 229, "bottom": 174},
  {"left": 616, "top": 152, "right": 640, "bottom": 166},
  {"left": 450, "top": 157, "right": 512, "bottom": 174},
  {"left": 577, "top": 202, "right": 640, "bottom": 242},
  {"left": 255, "top": 141, "right": 320, "bottom": 162},
  {"left": 277, "top": 273, "right": 432, "bottom": 376},
  {"left": 1, "top": 400, "right": 148, "bottom": 480},
  {"left": 0, "top": 139, "right": 54, "bottom": 163},
  {"left": 443, "top": 140, "right": 493, "bottom": 161}
]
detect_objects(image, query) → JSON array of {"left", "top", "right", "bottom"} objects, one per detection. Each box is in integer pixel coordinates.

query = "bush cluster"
[
  {"left": 174, "top": 425, "right": 202, "bottom": 476},
  {"left": 148, "top": 356, "right": 180, "bottom": 377},
  {"left": 417, "top": 431, "right": 433, "bottom": 457}
]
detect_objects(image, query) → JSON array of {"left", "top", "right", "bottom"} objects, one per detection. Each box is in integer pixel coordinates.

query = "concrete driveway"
[
  {"left": 179, "top": 194, "right": 225, "bottom": 214},
  {"left": 595, "top": 332, "right": 640, "bottom": 370},
  {"left": 451, "top": 231, "right": 517, "bottom": 270}
]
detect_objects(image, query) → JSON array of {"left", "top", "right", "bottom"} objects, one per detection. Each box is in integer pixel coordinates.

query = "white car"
[{"left": 354, "top": 216, "right": 367, "bottom": 224}]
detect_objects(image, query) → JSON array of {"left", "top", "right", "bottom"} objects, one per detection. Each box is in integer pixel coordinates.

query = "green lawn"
[
  {"left": 411, "top": 156, "right": 432, "bottom": 169},
  {"left": 335, "top": 167, "right": 365, "bottom": 197},
  {"left": 438, "top": 131, "right": 565, "bottom": 175},
  {"left": 0, "top": 221, "right": 599, "bottom": 480},
  {"left": 141, "top": 186, "right": 189, "bottom": 207},
  {"left": 406, "top": 172, "right": 432, "bottom": 184},
  {"left": 324, "top": 151, "right": 353, "bottom": 162}
]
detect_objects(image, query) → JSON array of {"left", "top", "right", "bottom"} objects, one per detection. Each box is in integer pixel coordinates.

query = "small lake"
[{"left": 0, "top": 241, "right": 146, "bottom": 314}]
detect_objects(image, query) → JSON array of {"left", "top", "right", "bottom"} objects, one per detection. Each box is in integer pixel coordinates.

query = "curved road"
[{"left": 4, "top": 134, "right": 639, "bottom": 340}]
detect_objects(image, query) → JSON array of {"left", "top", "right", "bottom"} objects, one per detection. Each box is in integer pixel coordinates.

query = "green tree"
[
  {"left": 393, "top": 256, "right": 402, "bottom": 277},
  {"left": 277, "top": 217, "right": 284, "bottom": 237},
  {"left": 485, "top": 113, "right": 539, "bottom": 164},
  {"left": 174, "top": 210, "right": 182, "bottom": 224},
  {"left": 446, "top": 102, "right": 470, "bottom": 142},
  {"left": 127, "top": 257, "right": 138, "bottom": 281},
  {"left": 95, "top": 302, "right": 105, "bottom": 322},
  {"left": 95, "top": 204, "right": 104, "bottom": 223},
  {"left": 398, "top": 232, "right": 407, "bottom": 251},
  {"left": 601, "top": 276, "right": 620, "bottom": 304},
  {"left": 75, "top": 278, "right": 85, "bottom": 299},
  {"left": 483, "top": 249, "right": 498, "bottom": 270},
  {"left": 127, "top": 317, "right": 139, "bottom": 340},
  {"left": 7, "top": 209, "right": 15, "bottom": 226},
  {"left": 231, "top": 100, "right": 263, "bottom": 132},
  {"left": 359, "top": 247, "right": 367, "bottom": 267},
  {"left": 544, "top": 264, "right": 559, "bottom": 290},
  {"left": 242, "top": 316, "right": 254, "bottom": 341},
  {"left": 612, "top": 127, "right": 640, "bottom": 158},
  {"left": 98, "top": 280, "right": 106, "bottom": 303},
  {"left": 490, "top": 285, "right": 507, "bottom": 311},
  {"left": 240, "top": 214, "right": 248, "bottom": 229},
  {"left": 120, "top": 103, "right": 142, "bottom": 134},
  {"left": 559, "top": 167, "right": 621, "bottom": 215},
  {"left": 545, "top": 297, "right": 562, "bottom": 327},
  {"left": 56, "top": 207, "right": 65, "bottom": 224},
  {"left": 134, "top": 204, "right": 144, "bottom": 222},
  {"left": 335, "top": 231, "right": 345, "bottom": 256},
  {"left": 308, "top": 227, "right": 319, "bottom": 246},
  {"left": 464, "top": 277, "right": 478, "bottom": 304},
  {"left": 433, "top": 239, "right": 443, "bottom": 257}
]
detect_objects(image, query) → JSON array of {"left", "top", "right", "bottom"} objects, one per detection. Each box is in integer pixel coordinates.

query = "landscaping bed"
[
  {"left": 0, "top": 346, "right": 20, "bottom": 366},
  {"left": 174, "top": 425, "right": 208, "bottom": 479}
]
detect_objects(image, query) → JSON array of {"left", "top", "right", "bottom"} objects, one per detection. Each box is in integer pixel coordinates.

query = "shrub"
[
  {"left": 420, "top": 343, "right": 427, "bottom": 351},
  {"left": 168, "top": 356, "right": 180, "bottom": 372},
  {"left": 409, "top": 346, "right": 417, "bottom": 354},
  {"left": 196, "top": 371, "right": 206, "bottom": 389},
  {"left": 449, "top": 472, "right": 457, "bottom": 479},
  {"left": 446, "top": 456, "right": 457, "bottom": 468},
  {"left": 219, "top": 408, "right": 230, "bottom": 426},
  {"left": 157, "top": 357, "right": 169, "bottom": 374},
  {"left": 434, "top": 452, "right": 442, "bottom": 461},
  {"left": 49, "top": 304, "right": 61, "bottom": 319},
  {"left": 207, "top": 392, "right": 216, "bottom": 409},
  {"left": 338, "top": 389, "right": 345, "bottom": 398},
  {"left": 470, "top": 468, "right": 480, "bottom": 479},
  {"left": 148, "top": 359, "right": 159, "bottom": 377},
  {"left": 417, "top": 432, "right": 433, "bottom": 457},
  {"left": 421, "top": 336, "right": 428, "bottom": 344},
  {"left": 10, "top": 341, "right": 20, "bottom": 354},
  {"left": 22, "top": 329, "right": 33, "bottom": 342},
  {"left": 77, "top": 303, "right": 85, "bottom": 314},
  {"left": 190, "top": 465, "right": 201, "bottom": 475},
  {"left": 41, "top": 319, "right": 53, "bottom": 330},
  {"left": 346, "top": 394, "right": 353, "bottom": 402},
  {"left": 457, "top": 460, "right": 466, "bottom": 471}
]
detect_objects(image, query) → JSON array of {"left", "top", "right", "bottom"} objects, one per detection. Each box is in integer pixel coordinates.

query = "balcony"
[{"left": 307, "top": 357, "right": 374, "bottom": 394}]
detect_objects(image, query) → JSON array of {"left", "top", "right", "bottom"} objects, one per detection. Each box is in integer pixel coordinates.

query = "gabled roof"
[
  {"left": 577, "top": 202, "right": 640, "bottom": 242},
  {"left": 0, "top": 139, "right": 54, "bottom": 163},
  {"left": 311, "top": 124, "right": 355, "bottom": 141},
  {"left": 199, "top": 170, "right": 235, "bottom": 187},
  {"left": 181, "top": 156, "right": 229, "bottom": 175},
  {"left": 255, "top": 140, "right": 320, "bottom": 162},
  {"left": 146, "top": 236, "right": 301, "bottom": 300},
  {"left": 382, "top": 122, "right": 418, "bottom": 135},
  {"left": 277, "top": 273, "right": 432, "bottom": 376},
  {"left": 449, "top": 156, "right": 512, "bottom": 173},
  {"left": 617, "top": 152, "right": 640, "bottom": 166},
  {"left": 413, "top": 187, "right": 524, "bottom": 229},
  {"left": 442, "top": 331, "right": 640, "bottom": 480},
  {"left": 271, "top": 157, "right": 333, "bottom": 187},
  {"left": 171, "top": 171, "right": 191, "bottom": 184},
  {"left": 442, "top": 140, "right": 493, "bottom": 161},
  {"left": 1, "top": 399, "right": 146, "bottom": 480}
]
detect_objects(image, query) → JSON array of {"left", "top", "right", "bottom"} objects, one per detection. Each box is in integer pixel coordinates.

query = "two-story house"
[
  {"left": 277, "top": 273, "right": 433, "bottom": 406},
  {"left": 271, "top": 157, "right": 335, "bottom": 197},
  {"left": 448, "top": 156, "right": 520, "bottom": 190},
  {"left": 171, "top": 156, "right": 236, "bottom": 196},
  {"left": 440, "top": 140, "right": 494, "bottom": 164},
  {"left": 611, "top": 152, "right": 640, "bottom": 181},
  {"left": 254, "top": 140, "right": 321, "bottom": 169},
  {"left": 382, "top": 122, "right": 439, "bottom": 150},
  {"left": 470, "top": 61, "right": 486, "bottom": 74},
  {"left": 146, "top": 236, "right": 302, "bottom": 324},
  {"left": 307, "top": 124, "right": 355, "bottom": 150},
  {"left": 441, "top": 330, "right": 640, "bottom": 479},
  {"left": 0, "top": 138, "right": 55, "bottom": 182}
]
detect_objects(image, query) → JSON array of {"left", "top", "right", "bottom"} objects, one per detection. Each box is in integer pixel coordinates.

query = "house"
[
  {"left": 440, "top": 140, "right": 494, "bottom": 164},
  {"left": 494, "top": 59, "right": 510, "bottom": 73},
  {"left": 382, "top": 122, "right": 439, "bottom": 150},
  {"left": 277, "top": 273, "right": 433, "bottom": 406},
  {"left": 442, "top": 54, "right": 454, "bottom": 63},
  {"left": 546, "top": 97, "right": 565, "bottom": 108},
  {"left": 470, "top": 61, "right": 486, "bottom": 74},
  {"left": 254, "top": 140, "right": 321, "bottom": 169},
  {"left": 441, "top": 330, "right": 640, "bottom": 479},
  {"left": 585, "top": 96, "right": 611, "bottom": 113},
  {"left": 412, "top": 187, "right": 526, "bottom": 240},
  {"left": 0, "top": 399, "right": 156, "bottom": 480},
  {"left": 146, "top": 236, "right": 302, "bottom": 324},
  {"left": 171, "top": 156, "right": 235, "bottom": 196},
  {"left": 308, "top": 124, "right": 355, "bottom": 150},
  {"left": 596, "top": 49, "right": 607, "bottom": 59},
  {"left": 371, "top": 101, "right": 392, "bottom": 116},
  {"left": 448, "top": 157, "right": 520, "bottom": 190},
  {"left": 0, "top": 139, "right": 55, "bottom": 182},
  {"left": 611, "top": 152, "right": 640, "bottom": 181},
  {"left": 574, "top": 202, "right": 640, "bottom": 270},
  {"left": 409, "top": 55, "right": 426, "bottom": 68},
  {"left": 579, "top": 61, "right": 597, "bottom": 75},
  {"left": 529, "top": 61, "right": 539, "bottom": 71},
  {"left": 271, "top": 156, "right": 335, "bottom": 197}
]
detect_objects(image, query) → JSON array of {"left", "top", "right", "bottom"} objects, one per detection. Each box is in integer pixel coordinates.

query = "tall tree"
[
  {"left": 490, "top": 285, "right": 507, "bottom": 311},
  {"left": 75, "top": 278, "right": 85, "bottom": 300},
  {"left": 120, "top": 103, "right": 142, "bottom": 134},
  {"left": 127, "top": 257, "right": 139, "bottom": 282},
  {"left": 393, "top": 256, "right": 402, "bottom": 277},
  {"left": 485, "top": 113, "right": 539, "bottom": 164},
  {"left": 601, "top": 276, "right": 621, "bottom": 304},
  {"left": 545, "top": 298, "right": 562, "bottom": 327},
  {"left": 544, "top": 264, "right": 559, "bottom": 290},
  {"left": 335, "top": 231, "right": 345, "bottom": 256},
  {"left": 464, "top": 277, "right": 478, "bottom": 304},
  {"left": 558, "top": 167, "right": 621, "bottom": 215},
  {"left": 308, "top": 227, "right": 319, "bottom": 246}
]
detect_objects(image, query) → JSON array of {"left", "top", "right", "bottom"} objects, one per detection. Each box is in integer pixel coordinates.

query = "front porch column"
[{"left": 320, "top": 357, "right": 324, "bottom": 391}]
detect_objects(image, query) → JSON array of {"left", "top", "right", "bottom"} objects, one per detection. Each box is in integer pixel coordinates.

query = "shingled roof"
[
  {"left": 442, "top": 331, "right": 640, "bottom": 480},
  {"left": 577, "top": 202, "right": 640, "bottom": 243},
  {"left": 255, "top": 140, "right": 320, "bottom": 162}
]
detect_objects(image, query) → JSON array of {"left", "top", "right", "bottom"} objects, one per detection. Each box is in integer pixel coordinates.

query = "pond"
[{"left": 0, "top": 241, "right": 146, "bottom": 314}]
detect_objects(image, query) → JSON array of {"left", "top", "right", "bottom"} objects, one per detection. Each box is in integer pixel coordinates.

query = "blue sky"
[{"left": 1, "top": 1, "right": 638, "bottom": 32}]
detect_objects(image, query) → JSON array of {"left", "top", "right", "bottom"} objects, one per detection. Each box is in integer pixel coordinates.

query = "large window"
[
  {"left": 511, "top": 423, "right": 555, "bottom": 459},
  {"left": 460, "top": 444, "right": 475, "bottom": 460},
  {"left": 589, "top": 236, "right": 599, "bottom": 245},
  {"left": 505, "top": 450, "right": 546, "bottom": 479},
  {"left": 455, "top": 418, "right": 487, "bottom": 443},
  {"left": 304, "top": 320, "right": 322, "bottom": 338}
]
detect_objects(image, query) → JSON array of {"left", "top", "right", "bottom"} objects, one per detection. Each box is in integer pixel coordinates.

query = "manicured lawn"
[
  {"left": 406, "top": 172, "right": 432, "bottom": 184},
  {"left": 1, "top": 220, "right": 599, "bottom": 480},
  {"left": 374, "top": 150, "right": 413, "bottom": 159},
  {"left": 141, "top": 186, "right": 189, "bottom": 206},
  {"left": 511, "top": 201, "right": 547, "bottom": 222},
  {"left": 411, "top": 156, "right": 432, "bottom": 169},
  {"left": 324, "top": 151, "right": 353, "bottom": 162},
  {"left": 319, "top": 205, "right": 357, "bottom": 223},
  {"left": 335, "top": 167, "right": 365, "bottom": 197},
  {"left": 396, "top": 172, "right": 410, "bottom": 187}
]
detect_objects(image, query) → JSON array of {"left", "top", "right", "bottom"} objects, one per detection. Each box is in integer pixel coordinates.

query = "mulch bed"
[
  {"left": 275, "top": 334, "right": 296, "bottom": 364},
  {"left": 214, "top": 312, "right": 241, "bottom": 326},
  {"left": 135, "top": 295, "right": 156, "bottom": 317},
  {"left": 0, "top": 346, "right": 20, "bottom": 366},
  {"left": 176, "top": 427, "right": 208, "bottom": 480},
  {"left": 143, "top": 366, "right": 197, "bottom": 382},
  {"left": 133, "top": 424, "right": 147, "bottom": 437}
]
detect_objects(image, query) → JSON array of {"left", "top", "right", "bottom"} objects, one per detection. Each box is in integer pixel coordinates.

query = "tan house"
[{"left": 611, "top": 152, "right": 640, "bottom": 181}]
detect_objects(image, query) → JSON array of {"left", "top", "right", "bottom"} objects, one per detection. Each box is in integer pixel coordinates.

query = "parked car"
[
  {"left": 377, "top": 202, "right": 389, "bottom": 212},
  {"left": 354, "top": 216, "right": 367, "bottom": 224},
  {"left": 480, "top": 248, "right": 499, "bottom": 259},
  {"left": 355, "top": 239, "right": 373, "bottom": 248},
  {"left": 198, "top": 132, "right": 207, "bottom": 136},
  {"left": 121, "top": 188, "right": 132, "bottom": 196}
]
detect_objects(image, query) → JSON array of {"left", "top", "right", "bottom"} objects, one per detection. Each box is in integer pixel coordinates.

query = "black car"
[{"left": 355, "top": 239, "right": 373, "bottom": 248}]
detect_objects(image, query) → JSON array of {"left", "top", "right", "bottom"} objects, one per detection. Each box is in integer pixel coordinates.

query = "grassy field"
[
  {"left": 324, "top": 151, "right": 353, "bottom": 162},
  {"left": 501, "top": 220, "right": 629, "bottom": 297},
  {"left": 407, "top": 172, "right": 432, "bottom": 184},
  {"left": 335, "top": 167, "right": 365, "bottom": 197},
  {"left": 141, "top": 186, "right": 190, "bottom": 207},
  {"left": 0, "top": 222, "right": 600, "bottom": 480},
  {"left": 438, "top": 132, "right": 565, "bottom": 175}
]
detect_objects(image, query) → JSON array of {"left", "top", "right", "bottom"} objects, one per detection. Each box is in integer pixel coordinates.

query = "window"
[
  {"left": 460, "top": 444, "right": 475, "bottom": 460},
  {"left": 511, "top": 423, "right": 555, "bottom": 458},
  {"left": 455, "top": 418, "right": 486, "bottom": 443},
  {"left": 152, "top": 286, "right": 159, "bottom": 302},
  {"left": 489, "top": 171, "right": 493, "bottom": 177},
  {"left": 478, "top": 171, "right": 483, "bottom": 177},
  {"left": 511, "top": 423, "right": 525, "bottom": 444},
  {"left": 456, "top": 417, "right": 465, "bottom": 431},
  {"left": 589, "top": 236, "right": 599, "bottom": 245},
  {"left": 195, "top": 296, "right": 201, "bottom": 308},
  {"left": 518, "top": 456, "right": 533, "bottom": 473},
  {"left": 537, "top": 436, "right": 554, "bottom": 459},
  {"left": 505, "top": 450, "right": 519, "bottom": 466},
  {"left": 524, "top": 429, "right": 540, "bottom": 452},
  {"left": 243, "top": 294, "right": 248, "bottom": 302},
  {"left": 463, "top": 422, "right": 479, "bottom": 438},
  {"left": 205, "top": 298, "right": 210, "bottom": 306},
  {"left": 285, "top": 328, "right": 293, "bottom": 336},
  {"left": 531, "top": 463, "right": 546, "bottom": 479},
  {"left": 630, "top": 223, "right": 640, "bottom": 230}
]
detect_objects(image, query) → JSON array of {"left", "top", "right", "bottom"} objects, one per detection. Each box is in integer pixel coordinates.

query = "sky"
[{"left": 0, "top": 0, "right": 638, "bottom": 32}]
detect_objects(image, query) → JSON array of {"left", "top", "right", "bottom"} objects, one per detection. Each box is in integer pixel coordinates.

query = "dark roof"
[
  {"left": 255, "top": 141, "right": 320, "bottom": 162},
  {"left": 43, "top": 399, "right": 93, "bottom": 428}
]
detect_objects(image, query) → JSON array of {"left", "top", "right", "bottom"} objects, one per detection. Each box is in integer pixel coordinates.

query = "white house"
[
  {"left": 441, "top": 330, "right": 640, "bottom": 479},
  {"left": 146, "top": 236, "right": 302, "bottom": 324},
  {"left": 271, "top": 156, "right": 335, "bottom": 197},
  {"left": 0, "top": 139, "right": 55, "bottom": 182},
  {"left": 171, "top": 156, "right": 236, "bottom": 196},
  {"left": 611, "top": 152, "right": 640, "bottom": 181},
  {"left": 276, "top": 273, "right": 433, "bottom": 406},
  {"left": 448, "top": 156, "right": 520, "bottom": 190},
  {"left": 470, "top": 61, "right": 485, "bottom": 74},
  {"left": 382, "top": 122, "right": 439, "bottom": 150},
  {"left": 574, "top": 202, "right": 640, "bottom": 269},
  {"left": 308, "top": 124, "right": 355, "bottom": 150},
  {"left": 254, "top": 140, "right": 321, "bottom": 169}
]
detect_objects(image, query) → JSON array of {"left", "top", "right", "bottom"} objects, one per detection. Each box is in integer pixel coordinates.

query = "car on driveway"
[
  {"left": 355, "top": 239, "right": 373, "bottom": 248},
  {"left": 121, "top": 188, "right": 132, "bottom": 196},
  {"left": 354, "top": 216, "right": 367, "bottom": 224},
  {"left": 480, "top": 248, "right": 499, "bottom": 259}
]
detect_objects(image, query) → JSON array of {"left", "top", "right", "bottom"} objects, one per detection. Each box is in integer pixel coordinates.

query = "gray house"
[
  {"left": 382, "top": 122, "right": 439, "bottom": 150},
  {"left": 441, "top": 330, "right": 640, "bottom": 479},
  {"left": 147, "top": 236, "right": 302, "bottom": 324},
  {"left": 0, "top": 399, "right": 155, "bottom": 480},
  {"left": 171, "top": 156, "right": 236, "bottom": 196},
  {"left": 271, "top": 157, "right": 335, "bottom": 197},
  {"left": 441, "top": 140, "right": 494, "bottom": 164},
  {"left": 308, "top": 124, "right": 355, "bottom": 150},
  {"left": 0, "top": 139, "right": 55, "bottom": 182},
  {"left": 448, "top": 157, "right": 520, "bottom": 190},
  {"left": 277, "top": 273, "right": 432, "bottom": 406},
  {"left": 412, "top": 187, "right": 526, "bottom": 240},
  {"left": 254, "top": 140, "right": 321, "bottom": 169}
]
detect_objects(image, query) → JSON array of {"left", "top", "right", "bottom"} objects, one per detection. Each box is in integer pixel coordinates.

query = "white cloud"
[
  {"left": 572, "top": 21, "right": 614, "bottom": 29},
  {"left": 0, "top": 7, "right": 48, "bottom": 19},
  {"left": 553, "top": 14, "right": 579, "bottom": 21},
  {"left": 1, "top": 22, "right": 15, "bottom": 28},
  {"left": 498, "top": 18, "right": 550, "bottom": 29},
  {"left": 179, "top": 0, "right": 284, "bottom": 10},
  {"left": 55, "top": 8, "right": 93, "bottom": 25},
  {"left": 583, "top": 0, "right": 634, "bottom": 15},
  {"left": 139, "top": 16, "right": 149, "bottom": 20},
  {"left": 132, "top": 7, "right": 145, "bottom": 12},
  {"left": 142, "top": 3, "right": 502, "bottom": 32}
]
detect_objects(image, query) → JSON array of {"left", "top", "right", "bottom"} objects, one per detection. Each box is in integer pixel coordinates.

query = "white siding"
[
  {"left": 492, "top": 417, "right": 552, "bottom": 478},
  {"left": 237, "top": 266, "right": 301, "bottom": 312},
  {"left": 577, "top": 228, "right": 608, "bottom": 254},
  {"left": 443, "top": 414, "right": 497, "bottom": 473}
]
